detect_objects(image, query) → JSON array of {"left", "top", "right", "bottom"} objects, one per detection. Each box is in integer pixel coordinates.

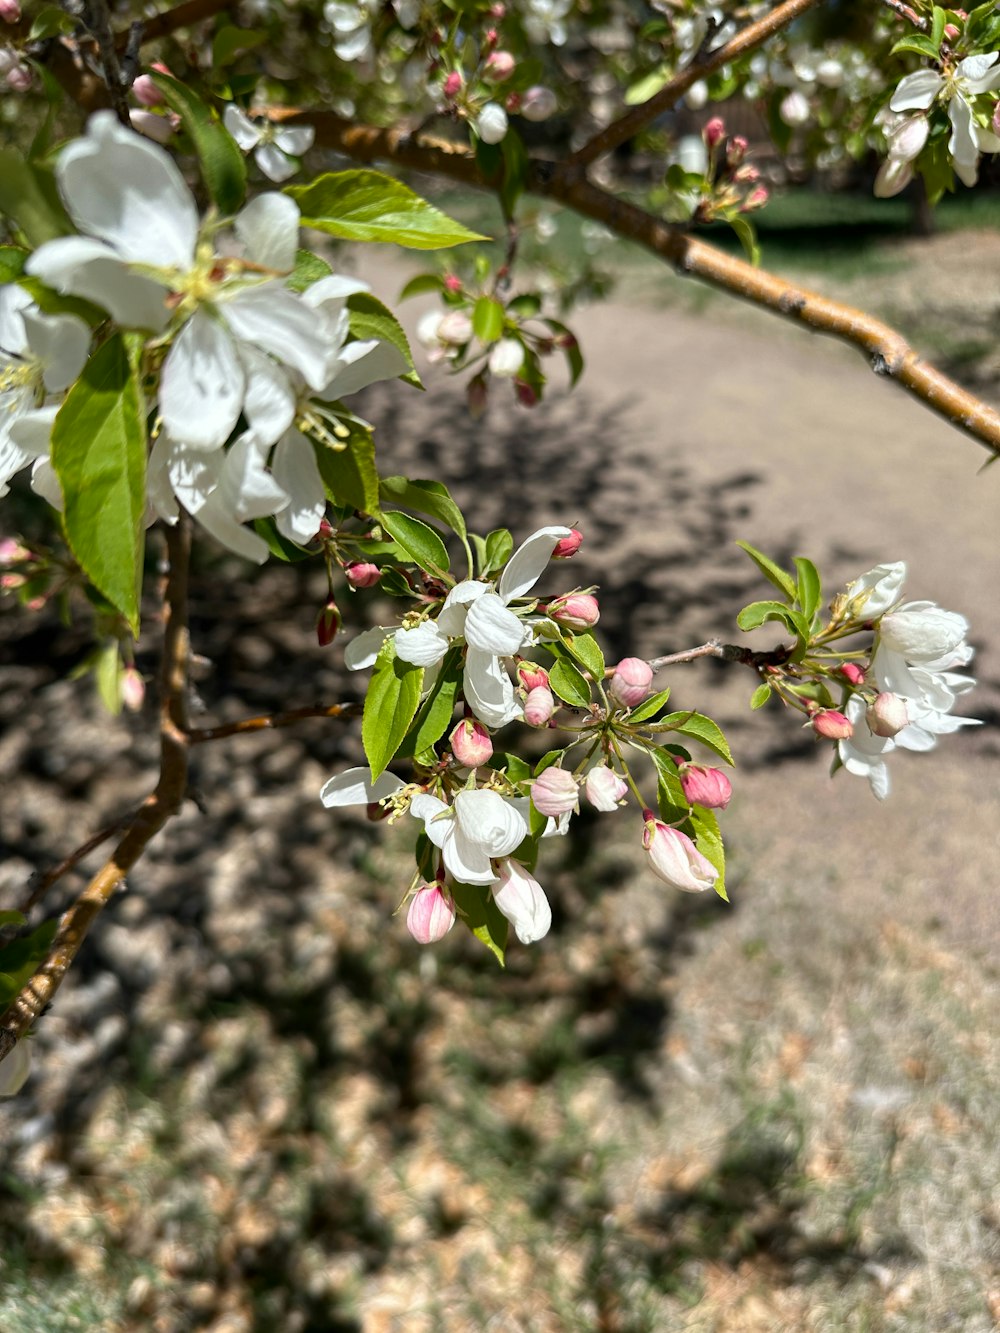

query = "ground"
[{"left": 1, "top": 214, "right": 998, "bottom": 1332}]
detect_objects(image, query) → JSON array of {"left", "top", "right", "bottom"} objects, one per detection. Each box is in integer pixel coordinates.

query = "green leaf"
[
  {"left": 51, "top": 335, "right": 145, "bottom": 634},
  {"left": 379, "top": 476, "right": 466, "bottom": 539},
  {"left": 648, "top": 746, "right": 688, "bottom": 815},
  {"left": 542, "top": 318, "right": 583, "bottom": 386},
  {"left": 380, "top": 511, "right": 450, "bottom": 576},
  {"left": 450, "top": 882, "right": 508, "bottom": 965},
  {"left": 689, "top": 805, "right": 728, "bottom": 902},
  {"left": 628, "top": 687, "right": 671, "bottom": 724},
  {"left": 889, "top": 34, "right": 942, "bottom": 58},
  {"left": 95, "top": 639, "right": 123, "bottom": 715},
  {"left": 212, "top": 25, "right": 268, "bottom": 67},
  {"left": 508, "top": 293, "right": 542, "bottom": 318},
  {"left": 362, "top": 641, "right": 424, "bottom": 780},
  {"left": 347, "top": 291, "right": 421, "bottom": 388},
  {"left": 565, "top": 632, "right": 605, "bottom": 681},
  {"left": 794, "top": 556, "right": 822, "bottom": 622},
  {"left": 29, "top": 5, "right": 76, "bottom": 38},
  {"left": 737, "top": 600, "right": 810, "bottom": 641},
  {"left": 0, "top": 152, "right": 71, "bottom": 245},
  {"left": 0, "top": 919, "right": 59, "bottom": 1010},
  {"left": 287, "top": 170, "right": 488, "bottom": 249},
  {"left": 654, "top": 711, "right": 734, "bottom": 765},
  {"left": 729, "top": 214, "right": 760, "bottom": 266},
  {"left": 252, "top": 516, "right": 315, "bottom": 562},
  {"left": 286, "top": 249, "right": 333, "bottom": 292},
  {"left": 472, "top": 296, "right": 505, "bottom": 343},
  {"left": 0, "top": 247, "right": 27, "bottom": 283},
  {"left": 624, "top": 66, "right": 670, "bottom": 105},
  {"left": 399, "top": 273, "right": 446, "bottom": 301},
  {"left": 152, "top": 74, "right": 246, "bottom": 215},
  {"left": 735, "top": 540, "right": 796, "bottom": 599},
  {"left": 482, "top": 528, "right": 513, "bottom": 575},
  {"left": 0, "top": 911, "right": 26, "bottom": 929},
  {"left": 400, "top": 650, "right": 461, "bottom": 757},
  {"left": 930, "top": 5, "right": 946, "bottom": 48},
  {"left": 492, "top": 752, "right": 531, "bottom": 785},
  {"left": 549, "top": 659, "right": 591, "bottom": 708},
  {"left": 313, "top": 423, "right": 380, "bottom": 515},
  {"left": 750, "top": 682, "right": 772, "bottom": 710},
  {"left": 499, "top": 126, "right": 529, "bottom": 216}
]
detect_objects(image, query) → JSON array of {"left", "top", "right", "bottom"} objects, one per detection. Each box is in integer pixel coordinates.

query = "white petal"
[
  {"left": 874, "top": 157, "right": 913, "bottom": 199},
  {"left": 409, "top": 791, "right": 451, "bottom": 843},
  {"left": 254, "top": 142, "right": 298, "bottom": 183},
  {"left": 160, "top": 311, "right": 245, "bottom": 450},
  {"left": 436, "top": 580, "right": 488, "bottom": 637},
  {"left": 443, "top": 825, "right": 497, "bottom": 884},
  {"left": 463, "top": 647, "right": 522, "bottom": 728},
  {"left": 846, "top": 561, "right": 906, "bottom": 616},
  {"left": 57, "top": 110, "right": 197, "bottom": 269},
  {"left": 889, "top": 69, "right": 942, "bottom": 112},
  {"left": 22, "top": 307, "right": 90, "bottom": 393},
  {"left": 464, "top": 592, "right": 525, "bottom": 655},
  {"left": 26, "top": 237, "right": 171, "bottom": 331},
  {"left": 454, "top": 788, "right": 527, "bottom": 857},
  {"left": 219, "top": 432, "right": 288, "bottom": 521},
  {"left": 303, "top": 273, "right": 370, "bottom": 317},
  {"left": 498, "top": 525, "right": 572, "bottom": 602},
  {"left": 223, "top": 103, "right": 262, "bottom": 150},
  {"left": 958, "top": 51, "right": 1000, "bottom": 93},
  {"left": 275, "top": 124, "right": 315, "bottom": 155},
  {"left": 0, "top": 410, "right": 44, "bottom": 494},
  {"left": 239, "top": 344, "right": 297, "bottom": 443},
  {"left": 147, "top": 432, "right": 180, "bottom": 521},
  {"left": 0, "top": 284, "right": 31, "bottom": 354},
  {"left": 321, "top": 339, "right": 409, "bottom": 400},
  {"left": 271, "top": 430, "right": 326, "bottom": 542},
  {"left": 948, "top": 96, "right": 980, "bottom": 186},
  {"left": 493, "top": 859, "right": 551, "bottom": 944},
  {"left": 223, "top": 283, "right": 338, "bottom": 390},
  {"left": 345, "top": 625, "right": 393, "bottom": 670},
  {"left": 234, "top": 193, "right": 300, "bottom": 274},
  {"left": 30, "top": 456, "right": 62, "bottom": 509},
  {"left": 320, "top": 766, "right": 405, "bottom": 807},
  {"left": 395, "top": 620, "right": 450, "bottom": 666}
]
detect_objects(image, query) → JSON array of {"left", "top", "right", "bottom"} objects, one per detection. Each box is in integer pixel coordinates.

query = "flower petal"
[
  {"left": 239, "top": 344, "right": 297, "bottom": 443},
  {"left": 254, "top": 142, "right": 297, "bottom": 182},
  {"left": 464, "top": 592, "right": 526, "bottom": 655},
  {"left": 320, "top": 766, "right": 405, "bottom": 807},
  {"left": 436, "top": 580, "right": 488, "bottom": 637},
  {"left": 493, "top": 858, "right": 551, "bottom": 944},
  {"left": 275, "top": 123, "right": 315, "bottom": 155},
  {"left": 26, "top": 237, "right": 171, "bottom": 331},
  {"left": 223, "top": 282, "right": 339, "bottom": 390},
  {"left": 345, "top": 625, "right": 393, "bottom": 670},
  {"left": 498, "top": 525, "right": 572, "bottom": 602},
  {"left": 948, "top": 95, "right": 979, "bottom": 186},
  {"left": 889, "top": 69, "right": 942, "bottom": 112},
  {"left": 395, "top": 620, "right": 450, "bottom": 666},
  {"left": 454, "top": 788, "right": 527, "bottom": 857},
  {"left": 233, "top": 192, "right": 300, "bottom": 274},
  {"left": 160, "top": 310, "right": 245, "bottom": 450},
  {"left": 271, "top": 430, "right": 326, "bottom": 542},
  {"left": 22, "top": 307, "right": 90, "bottom": 393},
  {"left": 463, "top": 647, "right": 522, "bottom": 728},
  {"left": 320, "top": 338, "right": 410, "bottom": 400},
  {"left": 223, "top": 104, "right": 262, "bottom": 150}
]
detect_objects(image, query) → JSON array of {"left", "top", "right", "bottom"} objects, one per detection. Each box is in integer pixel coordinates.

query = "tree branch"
[
  {"left": 877, "top": 0, "right": 928, "bottom": 29},
  {"left": 648, "top": 639, "right": 795, "bottom": 671},
  {"left": 569, "top": 0, "right": 821, "bottom": 170},
  {"left": 19, "top": 810, "right": 137, "bottom": 915},
  {"left": 0, "top": 519, "right": 192, "bottom": 1069},
  {"left": 186, "top": 701, "right": 362, "bottom": 744}
]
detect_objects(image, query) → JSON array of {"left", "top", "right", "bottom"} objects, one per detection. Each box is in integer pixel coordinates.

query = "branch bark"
[{"left": 186, "top": 701, "right": 362, "bottom": 744}]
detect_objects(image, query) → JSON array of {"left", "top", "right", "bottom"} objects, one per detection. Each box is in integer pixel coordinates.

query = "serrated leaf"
[
  {"left": 482, "top": 528, "right": 513, "bottom": 574},
  {"left": 737, "top": 599, "right": 795, "bottom": 631},
  {"left": 286, "top": 249, "right": 333, "bottom": 292},
  {"left": 399, "top": 273, "right": 446, "bottom": 301},
  {"left": 472, "top": 295, "right": 505, "bottom": 343},
  {"left": 794, "top": 556, "right": 822, "bottom": 622},
  {"left": 362, "top": 642, "right": 424, "bottom": 780},
  {"left": 628, "top": 687, "right": 671, "bottom": 724},
  {"left": 152, "top": 74, "right": 246, "bottom": 215},
  {"left": 313, "top": 424, "right": 380, "bottom": 516},
  {"left": 29, "top": 4, "right": 76, "bottom": 37},
  {"left": 380, "top": 511, "right": 450, "bottom": 576},
  {"left": 0, "top": 152, "right": 72, "bottom": 245},
  {"left": 51, "top": 334, "right": 145, "bottom": 634},
  {"left": 565, "top": 632, "right": 605, "bottom": 681},
  {"left": 450, "top": 881, "right": 507, "bottom": 965},
  {"left": 347, "top": 291, "right": 421, "bottom": 387},
  {"left": 735, "top": 540, "right": 796, "bottom": 599},
  {"left": 689, "top": 805, "right": 728, "bottom": 902},
  {"left": 399, "top": 651, "right": 461, "bottom": 757},
  {"left": 287, "top": 170, "right": 487, "bottom": 249},
  {"left": 549, "top": 659, "right": 591, "bottom": 708},
  {"left": 379, "top": 476, "right": 466, "bottom": 539},
  {"left": 750, "top": 682, "right": 772, "bottom": 710},
  {"left": 655, "top": 711, "right": 734, "bottom": 765},
  {"left": 0, "top": 911, "right": 26, "bottom": 928}
]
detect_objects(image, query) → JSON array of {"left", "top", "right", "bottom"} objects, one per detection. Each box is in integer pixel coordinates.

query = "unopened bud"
[
  {"left": 406, "top": 883, "right": 456, "bottom": 943},
  {"left": 549, "top": 593, "right": 599, "bottom": 631},
  {"left": 443, "top": 273, "right": 463, "bottom": 293},
  {"left": 484, "top": 50, "right": 515, "bottom": 81},
  {"left": 438, "top": 309, "right": 473, "bottom": 343},
  {"left": 475, "top": 101, "right": 508, "bottom": 144},
  {"left": 678, "top": 762, "right": 732, "bottom": 810},
  {"left": 442, "top": 70, "right": 463, "bottom": 99},
  {"left": 317, "top": 518, "right": 335, "bottom": 539},
  {"left": 514, "top": 379, "right": 538, "bottom": 407},
  {"left": 488, "top": 337, "right": 525, "bottom": 377},
  {"left": 517, "top": 661, "right": 550, "bottom": 692},
  {"left": 642, "top": 814, "right": 717, "bottom": 893},
  {"left": 743, "top": 185, "right": 769, "bottom": 211},
  {"left": 531, "top": 766, "right": 579, "bottom": 817},
  {"left": 450, "top": 717, "right": 494, "bottom": 767},
  {"left": 552, "top": 528, "right": 582, "bottom": 559},
  {"left": 0, "top": 0, "right": 21, "bottom": 22},
  {"left": 733, "top": 163, "right": 759, "bottom": 183},
  {"left": 609, "top": 656, "right": 653, "bottom": 708},
  {"left": 523, "top": 684, "right": 555, "bottom": 726},
  {"left": 345, "top": 561, "right": 380, "bottom": 589},
  {"left": 121, "top": 667, "right": 146, "bottom": 713},
  {"left": 866, "top": 691, "right": 909, "bottom": 738},
  {"left": 483, "top": 26, "right": 499, "bottom": 47},
  {"left": 727, "top": 134, "right": 749, "bottom": 167},
  {"left": 811, "top": 708, "right": 853, "bottom": 740},
  {"left": 0, "top": 539, "right": 29, "bottom": 566},
  {"left": 520, "top": 85, "right": 557, "bottom": 121},
  {"left": 489, "top": 3, "right": 506, "bottom": 17},
  {"left": 840, "top": 662, "right": 865, "bottom": 685},
  {"left": 779, "top": 90, "right": 810, "bottom": 127},
  {"left": 5, "top": 62, "right": 31, "bottom": 91},
  {"left": 585, "top": 764, "right": 628, "bottom": 812},
  {"left": 943, "top": 21, "right": 960, "bottom": 38},
  {"left": 703, "top": 116, "right": 726, "bottom": 148},
  {"left": 316, "top": 599, "right": 341, "bottom": 646},
  {"left": 132, "top": 73, "right": 165, "bottom": 106},
  {"left": 129, "top": 110, "right": 176, "bottom": 144},
  {"left": 467, "top": 372, "right": 489, "bottom": 416}
]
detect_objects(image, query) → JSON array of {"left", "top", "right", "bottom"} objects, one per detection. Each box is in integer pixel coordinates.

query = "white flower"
[
  {"left": 324, "top": 0, "right": 374, "bottom": 61},
  {"left": 879, "top": 600, "right": 968, "bottom": 662},
  {"left": 890, "top": 53, "right": 1000, "bottom": 186},
  {"left": 584, "top": 764, "right": 628, "bottom": 812},
  {"left": 522, "top": 0, "right": 572, "bottom": 47},
  {"left": 779, "top": 90, "right": 811, "bottom": 127},
  {"left": 0, "top": 285, "right": 89, "bottom": 498},
  {"left": 475, "top": 103, "right": 509, "bottom": 145},
  {"left": 26, "top": 113, "right": 346, "bottom": 452},
  {"left": 874, "top": 116, "right": 929, "bottom": 198},
  {"left": 844, "top": 560, "right": 906, "bottom": 617},
  {"left": 642, "top": 818, "right": 717, "bottom": 893},
  {"left": 319, "top": 765, "right": 406, "bottom": 807},
  {"left": 410, "top": 789, "right": 527, "bottom": 885},
  {"left": 488, "top": 338, "right": 524, "bottom": 378},
  {"left": 493, "top": 858, "right": 551, "bottom": 943},
  {"left": 223, "top": 106, "right": 315, "bottom": 183},
  {"left": 839, "top": 694, "right": 894, "bottom": 799}
]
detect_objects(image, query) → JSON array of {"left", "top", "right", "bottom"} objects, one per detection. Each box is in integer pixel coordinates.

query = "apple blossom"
[
  {"left": 678, "top": 764, "right": 732, "bottom": 810},
  {"left": 844, "top": 560, "right": 906, "bottom": 617},
  {"left": 324, "top": 0, "right": 374, "bottom": 61},
  {"left": 520, "top": 85, "right": 558, "bottom": 121},
  {"left": 484, "top": 51, "right": 516, "bottom": 81},
  {"left": 320, "top": 766, "right": 406, "bottom": 811},
  {"left": 866, "top": 692, "right": 908, "bottom": 739},
  {"left": 874, "top": 115, "right": 929, "bottom": 198},
  {"left": 642, "top": 815, "right": 718, "bottom": 893},
  {"left": 224, "top": 105, "right": 316, "bottom": 183},
  {"left": 879, "top": 602, "right": 969, "bottom": 663},
  {"left": 531, "top": 766, "right": 579, "bottom": 817},
  {"left": 0, "top": 0, "right": 21, "bottom": 22},
  {"left": 609, "top": 657, "right": 653, "bottom": 708},
  {"left": 493, "top": 859, "right": 551, "bottom": 944},
  {"left": 779, "top": 90, "right": 810, "bottom": 127},
  {"left": 549, "top": 593, "right": 600, "bottom": 631},
  {"left": 516, "top": 661, "right": 550, "bottom": 691},
  {"left": 889, "top": 53, "right": 1000, "bottom": 187},
  {"left": 840, "top": 663, "right": 866, "bottom": 686},
  {"left": 523, "top": 685, "right": 556, "bottom": 726},
  {"left": 476, "top": 102, "right": 509, "bottom": 144},
  {"left": 552, "top": 530, "right": 582, "bottom": 559},
  {"left": 121, "top": 668, "right": 146, "bottom": 713},
  {"left": 811, "top": 709, "right": 853, "bottom": 740},
  {"left": 345, "top": 562, "right": 381, "bottom": 589},
  {"left": 410, "top": 789, "right": 527, "bottom": 885},
  {"left": 450, "top": 718, "right": 494, "bottom": 768},
  {"left": 442, "top": 71, "right": 463, "bottom": 99},
  {"left": 406, "top": 884, "right": 456, "bottom": 944},
  {"left": 584, "top": 765, "right": 628, "bottom": 812},
  {"left": 488, "top": 338, "right": 525, "bottom": 378}
]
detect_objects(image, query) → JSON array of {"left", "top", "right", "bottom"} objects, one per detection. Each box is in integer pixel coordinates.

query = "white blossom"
[
  {"left": 493, "top": 858, "right": 551, "bottom": 943},
  {"left": 889, "top": 53, "right": 1000, "bottom": 186},
  {"left": 844, "top": 560, "right": 906, "bottom": 617},
  {"left": 223, "top": 105, "right": 315, "bottom": 182},
  {"left": 319, "top": 766, "right": 406, "bottom": 808},
  {"left": 410, "top": 789, "right": 527, "bottom": 885},
  {"left": 475, "top": 103, "right": 509, "bottom": 145}
]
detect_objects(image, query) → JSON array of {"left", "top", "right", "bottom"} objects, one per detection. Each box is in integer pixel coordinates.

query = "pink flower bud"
[
  {"left": 517, "top": 661, "right": 549, "bottom": 691},
  {"left": 439, "top": 309, "right": 473, "bottom": 343},
  {"left": 703, "top": 116, "right": 726, "bottom": 148},
  {"left": 811, "top": 709, "right": 853, "bottom": 740},
  {"left": 443, "top": 70, "right": 463, "bottom": 99},
  {"left": 642, "top": 814, "right": 718, "bottom": 893},
  {"left": 514, "top": 379, "right": 538, "bottom": 407},
  {"left": 585, "top": 765, "right": 628, "bottom": 812},
  {"left": 0, "top": 0, "right": 21, "bottom": 22},
  {"left": 467, "top": 372, "right": 489, "bottom": 416},
  {"left": 520, "top": 85, "right": 557, "bottom": 122},
  {"left": 549, "top": 593, "right": 600, "bottom": 631},
  {"left": 489, "top": 3, "right": 506, "bottom": 17},
  {"left": 483, "top": 26, "right": 499, "bottom": 46},
  {"left": 484, "top": 50, "right": 516, "bottom": 81},
  {"left": 727, "top": 134, "right": 748, "bottom": 167},
  {"left": 5, "top": 63, "right": 31, "bottom": 91},
  {"left": 743, "top": 185, "right": 769, "bottom": 211},
  {"left": 733, "top": 164, "right": 760, "bottom": 183},
  {"left": 121, "top": 667, "right": 146, "bottom": 713},
  {"left": 406, "top": 883, "right": 456, "bottom": 943},
  {"left": 132, "top": 73, "right": 165, "bottom": 106},
  {"left": 450, "top": 717, "right": 494, "bottom": 767},
  {"left": 523, "top": 685, "right": 555, "bottom": 726},
  {"left": 443, "top": 273, "right": 463, "bottom": 293},
  {"left": 345, "top": 561, "right": 380, "bottom": 589},
  {"left": 316, "top": 599, "right": 341, "bottom": 647},
  {"left": 531, "top": 766, "right": 579, "bottom": 817},
  {"left": 994, "top": 101, "right": 1000, "bottom": 137},
  {"left": 0, "top": 539, "right": 29, "bottom": 565},
  {"left": 866, "top": 691, "right": 909, "bottom": 738},
  {"left": 552, "top": 528, "right": 582, "bottom": 559},
  {"left": 678, "top": 763, "right": 732, "bottom": 810},
  {"left": 609, "top": 656, "right": 653, "bottom": 708},
  {"left": 129, "top": 109, "right": 176, "bottom": 144},
  {"left": 840, "top": 662, "right": 865, "bottom": 685},
  {"left": 943, "top": 21, "right": 960, "bottom": 38}
]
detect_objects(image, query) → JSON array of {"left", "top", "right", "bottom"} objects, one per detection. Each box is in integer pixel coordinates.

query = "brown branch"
[
  {"left": 569, "top": 0, "right": 821, "bottom": 169},
  {"left": 115, "top": 0, "right": 232, "bottom": 50},
  {"left": 648, "top": 641, "right": 724, "bottom": 670},
  {"left": 648, "top": 639, "right": 795, "bottom": 671},
  {"left": 186, "top": 701, "right": 362, "bottom": 744},
  {"left": 878, "top": 0, "right": 928, "bottom": 28},
  {"left": 19, "top": 810, "right": 137, "bottom": 915},
  {"left": 271, "top": 108, "right": 1000, "bottom": 458},
  {"left": 0, "top": 519, "right": 192, "bottom": 1069}
]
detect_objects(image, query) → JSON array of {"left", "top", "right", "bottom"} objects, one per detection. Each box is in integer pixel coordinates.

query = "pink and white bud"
[
  {"left": 866, "top": 691, "right": 909, "bottom": 738},
  {"left": 531, "top": 766, "right": 579, "bottom": 817},
  {"left": 523, "top": 685, "right": 555, "bottom": 726},
  {"left": 520, "top": 85, "right": 557, "bottom": 121},
  {"left": 129, "top": 110, "right": 176, "bottom": 144},
  {"left": 132, "top": 73, "right": 165, "bottom": 106},
  {"left": 552, "top": 528, "right": 582, "bottom": 560},
  {"left": 584, "top": 765, "right": 628, "bottom": 812},
  {"left": 678, "top": 763, "right": 732, "bottom": 810},
  {"left": 316, "top": 599, "right": 341, "bottom": 647},
  {"left": 743, "top": 185, "right": 769, "bottom": 211},
  {"left": 488, "top": 337, "right": 525, "bottom": 377},
  {"left": 5, "top": 62, "right": 31, "bottom": 91},
  {"left": 642, "top": 814, "right": 718, "bottom": 893},
  {"left": 442, "top": 70, "right": 463, "bottom": 99},
  {"left": 450, "top": 717, "right": 494, "bottom": 767},
  {"left": 0, "top": 539, "right": 29, "bottom": 566},
  {"left": 493, "top": 859, "right": 551, "bottom": 944},
  {"left": 475, "top": 101, "right": 509, "bottom": 144},
  {"left": 839, "top": 662, "right": 866, "bottom": 685},
  {"left": 994, "top": 100, "right": 1000, "bottom": 137},
  {"left": 121, "top": 667, "right": 146, "bottom": 713},
  {"left": 406, "top": 883, "right": 456, "bottom": 944},
  {"left": 811, "top": 709, "right": 853, "bottom": 740},
  {"left": 517, "top": 661, "right": 550, "bottom": 692},
  {"left": 549, "top": 593, "right": 600, "bottom": 631},
  {"left": 727, "top": 135, "right": 749, "bottom": 167},
  {"left": 944, "top": 21, "right": 960, "bottom": 38},
  {"left": 703, "top": 116, "right": 726, "bottom": 148},
  {"left": 0, "top": 0, "right": 21, "bottom": 22},
  {"left": 609, "top": 656, "right": 653, "bottom": 708},
  {"left": 345, "top": 561, "right": 380, "bottom": 589},
  {"left": 438, "top": 309, "right": 474, "bottom": 343},
  {"left": 484, "top": 50, "right": 516, "bottom": 81}
]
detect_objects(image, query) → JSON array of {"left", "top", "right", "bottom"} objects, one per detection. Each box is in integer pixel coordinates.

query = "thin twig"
[
  {"left": 648, "top": 640, "right": 794, "bottom": 671},
  {"left": 878, "top": 0, "right": 929, "bottom": 29},
  {"left": 19, "top": 810, "right": 138, "bottom": 915},
  {"left": 186, "top": 701, "right": 362, "bottom": 744},
  {"left": 648, "top": 641, "right": 724, "bottom": 670},
  {"left": 568, "top": 0, "right": 821, "bottom": 169},
  {"left": 77, "top": 0, "right": 133, "bottom": 126}
]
